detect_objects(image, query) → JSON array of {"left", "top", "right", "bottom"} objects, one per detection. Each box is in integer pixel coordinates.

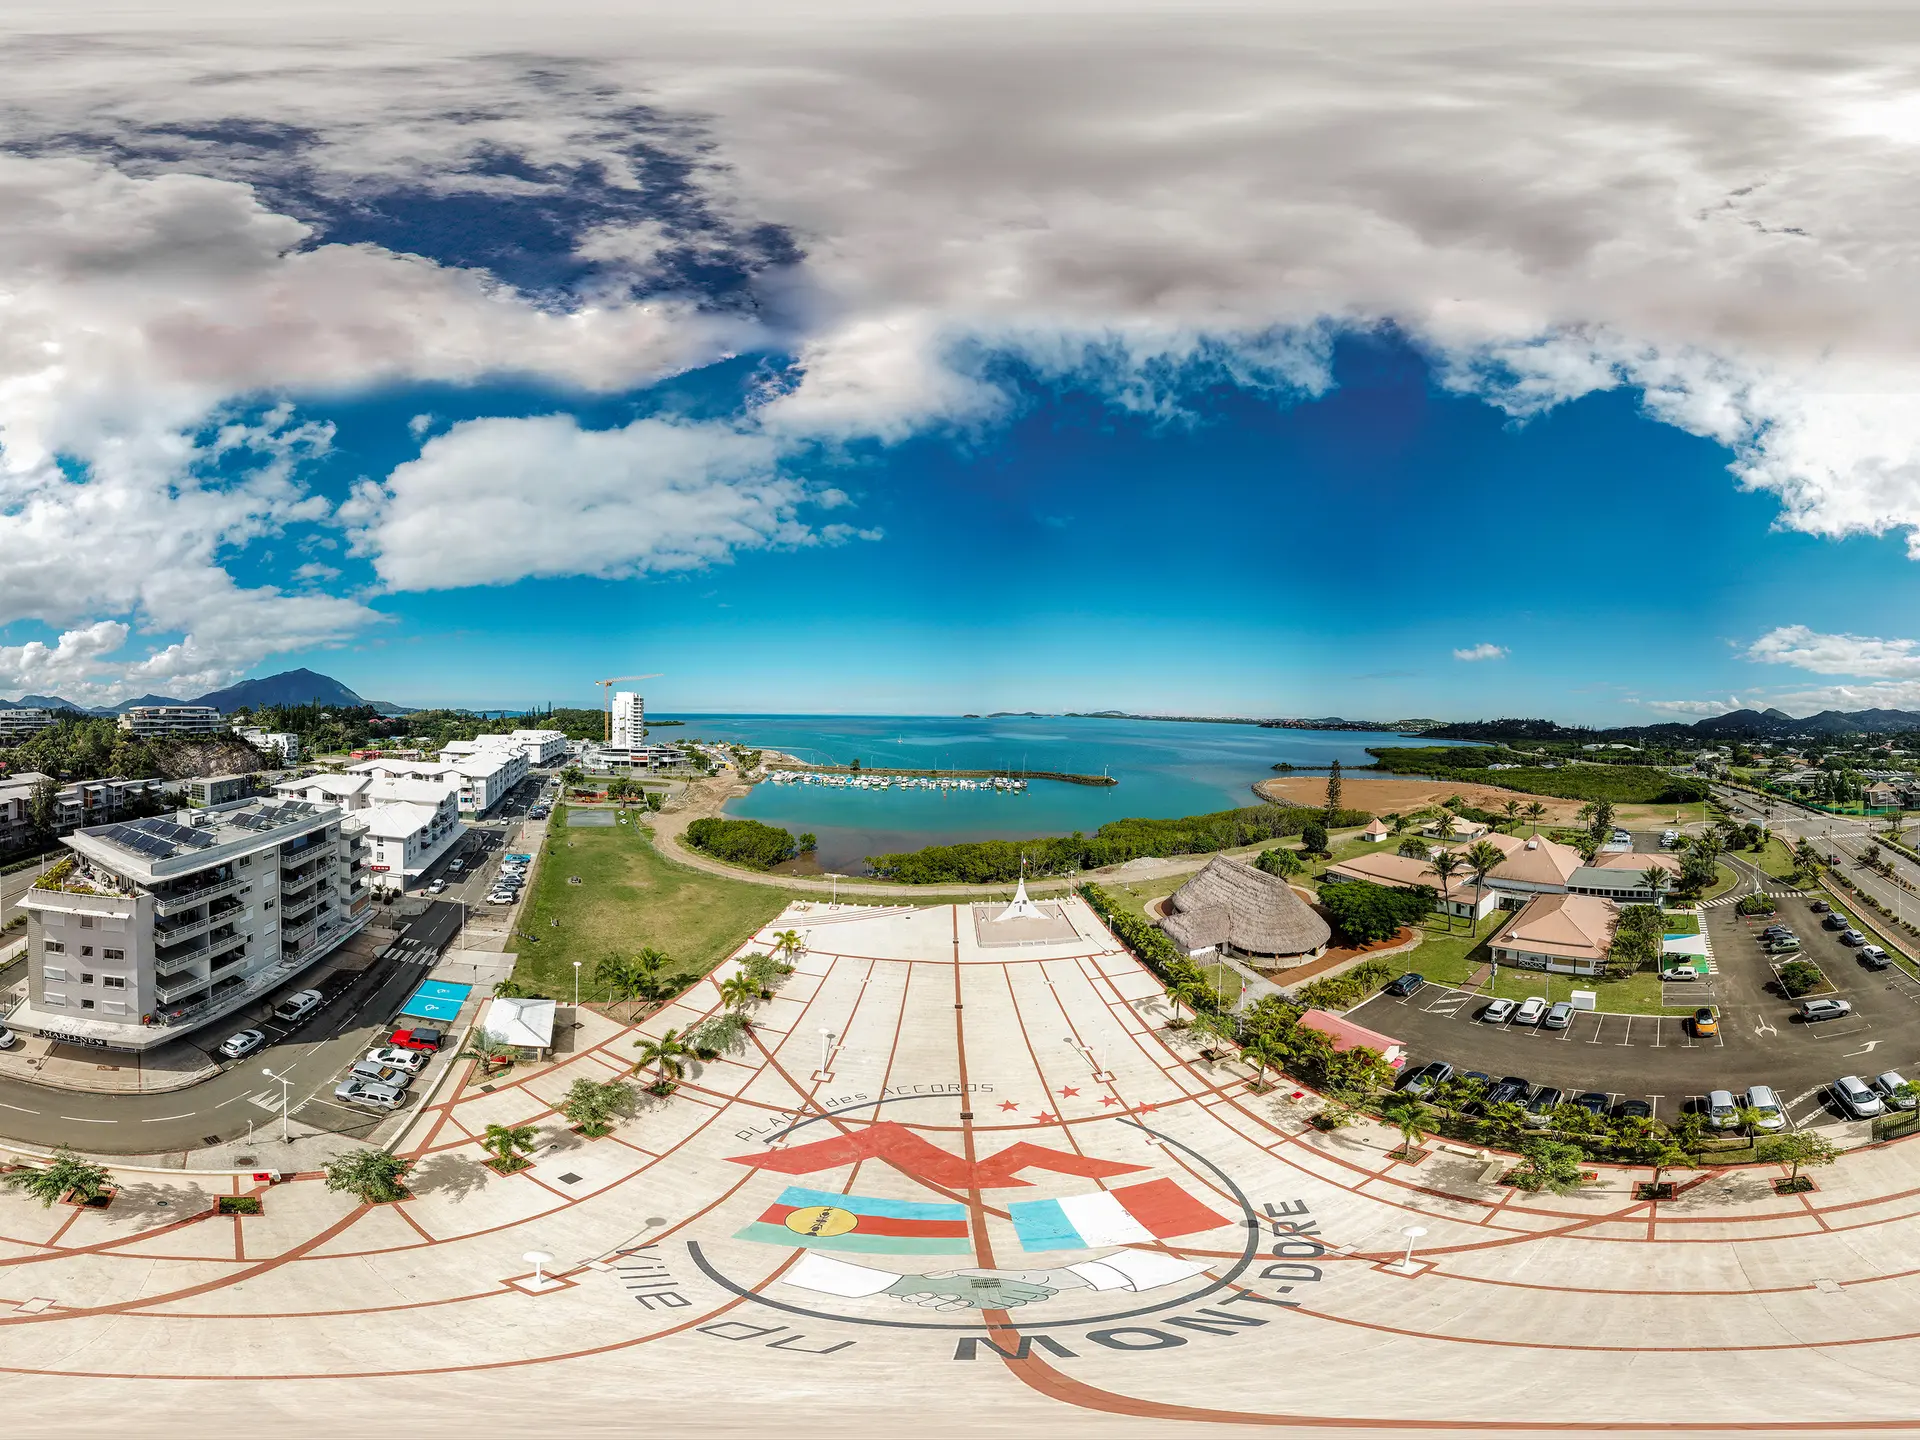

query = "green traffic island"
[
  {"left": 215, "top": 1195, "right": 265, "bottom": 1217},
  {"left": 1773, "top": 957, "right": 1836, "bottom": 999}
]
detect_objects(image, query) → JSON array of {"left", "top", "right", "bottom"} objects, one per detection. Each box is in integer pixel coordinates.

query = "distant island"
[{"left": 1063, "top": 711, "right": 1442, "bottom": 732}]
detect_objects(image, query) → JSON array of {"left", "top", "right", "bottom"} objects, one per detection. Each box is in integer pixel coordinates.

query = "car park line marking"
[{"left": 1618, "top": 1017, "right": 1634, "bottom": 1046}]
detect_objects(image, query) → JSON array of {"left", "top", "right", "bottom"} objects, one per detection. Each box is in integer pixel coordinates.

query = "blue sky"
[{"left": 4, "top": 8, "right": 1920, "bottom": 725}]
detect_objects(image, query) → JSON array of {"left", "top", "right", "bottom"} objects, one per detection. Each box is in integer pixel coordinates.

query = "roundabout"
[{"left": 6, "top": 896, "right": 1920, "bottom": 1435}]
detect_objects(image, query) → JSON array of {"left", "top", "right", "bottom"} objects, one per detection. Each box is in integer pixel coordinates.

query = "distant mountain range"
[
  {"left": 1429, "top": 707, "right": 1920, "bottom": 743},
  {"left": 0, "top": 668, "right": 412, "bottom": 718}
]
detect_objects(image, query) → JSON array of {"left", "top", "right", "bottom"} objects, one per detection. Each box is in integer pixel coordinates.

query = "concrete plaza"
[{"left": 4, "top": 896, "right": 1920, "bottom": 1436}]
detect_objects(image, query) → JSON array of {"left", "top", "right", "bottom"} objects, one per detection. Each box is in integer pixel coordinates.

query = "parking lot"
[{"left": 1351, "top": 885, "right": 1920, "bottom": 1127}]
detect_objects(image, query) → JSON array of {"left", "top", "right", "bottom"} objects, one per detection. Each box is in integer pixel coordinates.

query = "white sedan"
[{"left": 364, "top": 1045, "right": 428, "bottom": 1073}]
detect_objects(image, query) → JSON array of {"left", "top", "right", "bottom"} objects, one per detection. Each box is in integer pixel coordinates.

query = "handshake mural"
[{"left": 785, "top": 1250, "right": 1208, "bottom": 1309}]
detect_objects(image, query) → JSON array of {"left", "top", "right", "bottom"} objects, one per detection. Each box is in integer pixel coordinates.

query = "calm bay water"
[{"left": 660, "top": 714, "right": 1460, "bottom": 872}]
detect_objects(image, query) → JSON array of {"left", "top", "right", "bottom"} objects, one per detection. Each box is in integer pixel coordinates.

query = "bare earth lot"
[{"left": 1257, "top": 774, "right": 1588, "bottom": 822}]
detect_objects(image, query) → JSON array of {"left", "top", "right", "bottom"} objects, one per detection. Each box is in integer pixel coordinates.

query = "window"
[
  {"left": 101, "top": 1001, "right": 128, "bottom": 1016},
  {"left": 102, "top": 976, "right": 126, "bottom": 990},
  {"left": 103, "top": 948, "right": 123, "bottom": 960},
  {"left": 80, "top": 998, "right": 94, "bottom": 1010},
  {"left": 43, "top": 940, "right": 64, "bottom": 954},
  {"left": 42, "top": 993, "right": 66, "bottom": 1007},
  {"left": 78, "top": 914, "right": 94, "bottom": 929},
  {"left": 43, "top": 967, "right": 65, "bottom": 982},
  {"left": 264, "top": 900, "right": 274, "bottom": 911},
  {"left": 80, "top": 972, "right": 93, "bottom": 984},
  {"left": 80, "top": 946, "right": 93, "bottom": 957}
]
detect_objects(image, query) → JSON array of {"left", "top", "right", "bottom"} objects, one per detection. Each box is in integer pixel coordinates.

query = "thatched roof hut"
[{"left": 1160, "top": 855, "right": 1331, "bottom": 965}]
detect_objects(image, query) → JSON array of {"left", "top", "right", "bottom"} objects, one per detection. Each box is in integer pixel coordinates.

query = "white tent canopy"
[{"left": 482, "top": 996, "right": 556, "bottom": 1051}]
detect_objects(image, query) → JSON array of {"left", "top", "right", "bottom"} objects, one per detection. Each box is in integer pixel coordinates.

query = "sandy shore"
[{"left": 1256, "top": 775, "right": 1592, "bottom": 824}]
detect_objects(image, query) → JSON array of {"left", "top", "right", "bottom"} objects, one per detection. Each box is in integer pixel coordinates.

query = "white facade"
[
  {"left": 118, "top": 705, "right": 225, "bottom": 737},
  {"left": 13, "top": 798, "right": 371, "bottom": 1050},
  {"left": 510, "top": 728, "right": 569, "bottom": 765},
  {"left": 240, "top": 728, "right": 301, "bottom": 761},
  {"left": 612, "top": 691, "right": 644, "bottom": 748},
  {"left": 276, "top": 772, "right": 464, "bottom": 889},
  {"left": 0, "top": 708, "right": 56, "bottom": 740},
  {"left": 349, "top": 751, "right": 525, "bottom": 817}
]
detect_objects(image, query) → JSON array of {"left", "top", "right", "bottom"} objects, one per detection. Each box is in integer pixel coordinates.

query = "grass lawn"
[
  {"left": 1198, "top": 961, "right": 1246, "bottom": 1006},
  {"left": 1751, "top": 837, "right": 1803, "bottom": 882},
  {"left": 1661, "top": 914, "right": 1700, "bottom": 936},
  {"left": 1400, "top": 913, "right": 1691, "bottom": 1015},
  {"left": 1700, "top": 861, "right": 1741, "bottom": 902}
]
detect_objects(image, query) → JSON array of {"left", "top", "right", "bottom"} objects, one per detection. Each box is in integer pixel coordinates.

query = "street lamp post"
[
  {"left": 572, "top": 960, "right": 581, "bottom": 1013},
  {"left": 1398, "top": 1225, "right": 1427, "bottom": 1273},
  {"left": 261, "top": 1065, "right": 293, "bottom": 1145},
  {"left": 826, "top": 873, "right": 843, "bottom": 906},
  {"left": 818, "top": 1027, "right": 837, "bottom": 1076}
]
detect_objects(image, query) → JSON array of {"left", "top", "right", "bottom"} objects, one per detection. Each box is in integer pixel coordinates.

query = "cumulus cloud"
[
  {"left": 1642, "top": 696, "right": 1748, "bottom": 717},
  {"left": 1744, "top": 625, "right": 1920, "bottom": 678},
  {"left": 345, "top": 414, "right": 866, "bottom": 591},
  {"left": 1453, "top": 643, "right": 1507, "bottom": 662},
  {"left": 0, "top": 621, "right": 131, "bottom": 699}
]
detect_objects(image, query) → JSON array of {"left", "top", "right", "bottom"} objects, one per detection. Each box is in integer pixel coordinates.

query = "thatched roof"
[{"left": 1162, "top": 855, "right": 1331, "bottom": 958}]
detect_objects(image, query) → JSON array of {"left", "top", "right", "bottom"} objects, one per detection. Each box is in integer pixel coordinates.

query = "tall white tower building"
[{"left": 612, "top": 691, "right": 645, "bottom": 748}]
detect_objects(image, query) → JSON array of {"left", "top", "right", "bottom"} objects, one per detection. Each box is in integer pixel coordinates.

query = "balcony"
[
  {"left": 155, "top": 969, "right": 209, "bottom": 1004},
  {"left": 210, "top": 947, "right": 250, "bottom": 976},
  {"left": 282, "top": 888, "right": 323, "bottom": 921},
  {"left": 154, "top": 874, "right": 239, "bottom": 916},
  {"left": 153, "top": 911, "right": 214, "bottom": 947},
  {"left": 154, "top": 932, "right": 216, "bottom": 967}
]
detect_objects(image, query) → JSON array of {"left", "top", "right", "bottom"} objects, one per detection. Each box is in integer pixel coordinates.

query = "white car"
[
  {"left": 272, "top": 989, "right": 323, "bottom": 1024},
  {"left": 365, "top": 1045, "right": 427, "bottom": 1073},
  {"left": 335, "top": 1077, "right": 406, "bottom": 1111},
  {"left": 1743, "top": 1084, "right": 1787, "bottom": 1131},
  {"left": 427, "top": 880, "right": 447, "bottom": 894},
  {"left": 1660, "top": 963, "right": 1701, "bottom": 981},
  {"left": 0, "top": 1026, "right": 15, "bottom": 1051},
  {"left": 1480, "top": 997, "right": 1517, "bottom": 1023},
  {"left": 218, "top": 1028, "right": 266, "bottom": 1060},
  {"left": 1513, "top": 997, "right": 1547, "bottom": 1026}
]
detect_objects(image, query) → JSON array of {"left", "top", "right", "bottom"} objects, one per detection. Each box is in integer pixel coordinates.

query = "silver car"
[
  {"left": 1743, "top": 1084, "right": 1787, "bottom": 1131},
  {"left": 1872, "top": 1071, "right": 1918, "bottom": 1111},
  {"left": 1706, "top": 1088, "right": 1740, "bottom": 1129},
  {"left": 335, "top": 1077, "right": 406, "bottom": 1111},
  {"left": 1833, "top": 1074, "right": 1885, "bottom": 1119},
  {"left": 348, "top": 1060, "right": 412, "bottom": 1089}
]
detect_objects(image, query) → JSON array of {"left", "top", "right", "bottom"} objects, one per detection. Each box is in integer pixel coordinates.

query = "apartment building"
[
  {"left": 183, "top": 774, "right": 256, "bottom": 807},
  {"left": 273, "top": 772, "right": 465, "bottom": 891},
  {"left": 12, "top": 798, "right": 371, "bottom": 1051},
  {"left": 355, "top": 748, "right": 527, "bottom": 817},
  {"left": 118, "top": 705, "right": 225, "bottom": 737},
  {"left": 239, "top": 727, "right": 301, "bottom": 762},
  {"left": 611, "top": 691, "right": 644, "bottom": 748},
  {"left": 444, "top": 728, "right": 569, "bottom": 768},
  {"left": 0, "top": 709, "right": 56, "bottom": 741},
  {"left": 0, "top": 772, "right": 173, "bottom": 854}
]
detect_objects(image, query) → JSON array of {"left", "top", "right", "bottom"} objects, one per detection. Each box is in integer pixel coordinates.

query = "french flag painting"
[{"left": 1008, "top": 1178, "right": 1228, "bottom": 1252}]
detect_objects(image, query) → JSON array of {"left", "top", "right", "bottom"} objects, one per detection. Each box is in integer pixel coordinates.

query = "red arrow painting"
[{"left": 727, "top": 1121, "right": 1148, "bottom": 1189}]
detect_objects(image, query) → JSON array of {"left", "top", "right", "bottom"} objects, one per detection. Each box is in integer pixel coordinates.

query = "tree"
[
  {"left": 1426, "top": 850, "right": 1465, "bottom": 929},
  {"left": 1590, "top": 799, "right": 1616, "bottom": 839},
  {"left": 1319, "top": 879, "right": 1434, "bottom": 944},
  {"left": 323, "top": 1148, "right": 415, "bottom": 1204},
  {"left": 1733, "top": 1105, "right": 1767, "bottom": 1138},
  {"left": 1187, "top": 1008, "right": 1238, "bottom": 1055},
  {"left": 606, "top": 777, "right": 632, "bottom": 809},
  {"left": 1300, "top": 821, "right": 1329, "bottom": 857},
  {"left": 744, "top": 951, "right": 797, "bottom": 997},
  {"left": 1638, "top": 864, "right": 1671, "bottom": 907},
  {"left": 492, "top": 977, "right": 532, "bottom": 999},
  {"left": 481, "top": 1122, "right": 539, "bottom": 1173},
  {"left": 1640, "top": 1134, "right": 1691, "bottom": 1196},
  {"left": 560, "top": 765, "right": 584, "bottom": 793},
  {"left": 1239, "top": 1035, "right": 1287, "bottom": 1088},
  {"left": 1397, "top": 837, "right": 1431, "bottom": 860},
  {"left": 770, "top": 929, "right": 807, "bottom": 966},
  {"left": 1379, "top": 1094, "right": 1435, "bottom": 1154},
  {"left": 1323, "top": 761, "right": 1343, "bottom": 822},
  {"left": 633, "top": 1028, "right": 694, "bottom": 1092},
  {"left": 717, "top": 973, "right": 760, "bottom": 1016},
  {"left": 1524, "top": 801, "right": 1548, "bottom": 835},
  {"left": 26, "top": 776, "right": 59, "bottom": 842},
  {"left": 456, "top": 1027, "right": 519, "bottom": 1074},
  {"left": 1386, "top": 811, "right": 1407, "bottom": 836},
  {"left": 1792, "top": 837, "right": 1823, "bottom": 880},
  {"left": 1255, "top": 845, "right": 1305, "bottom": 879},
  {"left": 1461, "top": 840, "right": 1506, "bottom": 935},
  {"left": 559, "top": 1078, "right": 633, "bottom": 1137},
  {"left": 686, "top": 1011, "right": 750, "bottom": 1060},
  {"left": 2, "top": 1146, "right": 112, "bottom": 1207},
  {"left": 1757, "top": 1129, "right": 1838, "bottom": 1188},
  {"left": 1776, "top": 959, "right": 1824, "bottom": 998},
  {"left": 596, "top": 949, "right": 673, "bottom": 1017},
  {"left": 1502, "top": 799, "right": 1521, "bottom": 831},
  {"left": 1166, "top": 977, "right": 1210, "bottom": 1027},
  {"left": 798, "top": 832, "right": 818, "bottom": 853},
  {"left": 1509, "top": 1138, "right": 1587, "bottom": 1195}
]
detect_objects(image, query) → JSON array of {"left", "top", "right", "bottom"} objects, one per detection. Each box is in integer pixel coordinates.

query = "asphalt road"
[{"left": 1353, "top": 883, "right": 1920, "bottom": 1128}]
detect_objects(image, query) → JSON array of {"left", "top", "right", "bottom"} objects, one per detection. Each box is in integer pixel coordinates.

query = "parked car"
[
  {"left": 1571, "top": 1091, "right": 1611, "bottom": 1116},
  {"left": 1479, "top": 998, "right": 1517, "bottom": 1024},
  {"left": 0, "top": 1026, "right": 16, "bottom": 1051},
  {"left": 1767, "top": 936, "right": 1802, "bottom": 953},
  {"left": 1743, "top": 1084, "right": 1787, "bottom": 1131},
  {"left": 1872, "top": 1071, "right": 1918, "bottom": 1111},
  {"left": 1513, "top": 997, "right": 1547, "bottom": 1026},
  {"left": 1822, "top": 914, "right": 1849, "bottom": 931},
  {"left": 1661, "top": 829, "right": 1679, "bottom": 848},
  {"left": 1486, "top": 1076, "right": 1532, "bottom": 1106},
  {"left": 1810, "top": 899, "right": 1832, "bottom": 914},
  {"left": 487, "top": 893, "right": 517, "bottom": 906},
  {"left": 1841, "top": 929, "right": 1867, "bottom": 947},
  {"left": 365, "top": 1045, "right": 428, "bottom": 1073},
  {"left": 335, "top": 1077, "right": 406, "bottom": 1111},
  {"left": 1524, "top": 1087, "right": 1564, "bottom": 1126},
  {"left": 1383, "top": 972, "right": 1425, "bottom": 998},
  {"left": 1801, "top": 998, "right": 1853, "bottom": 1022},
  {"left": 1832, "top": 1074, "right": 1885, "bottom": 1119},
  {"left": 1543, "top": 1001, "right": 1574, "bottom": 1030},
  {"left": 218, "top": 1028, "right": 266, "bottom": 1060},
  {"left": 1860, "top": 944, "right": 1892, "bottom": 969},
  {"left": 1706, "top": 1089, "right": 1740, "bottom": 1129},
  {"left": 1613, "top": 1098, "right": 1653, "bottom": 1120},
  {"left": 349, "top": 1060, "right": 413, "bottom": 1089},
  {"left": 1660, "top": 962, "right": 1702, "bottom": 981},
  {"left": 1761, "top": 925, "right": 1794, "bottom": 939},
  {"left": 427, "top": 880, "right": 447, "bottom": 895},
  {"left": 1693, "top": 1006, "right": 1718, "bottom": 1037},
  {"left": 1399, "top": 1060, "right": 1452, "bottom": 1096},
  {"left": 387, "top": 1027, "right": 445, "bottom": 1052},
  {"left": 272, "top": 989, "right": 323, "bottom": 1024}
]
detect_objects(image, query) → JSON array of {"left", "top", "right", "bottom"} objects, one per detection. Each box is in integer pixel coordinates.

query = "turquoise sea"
[{"left": 655, "top": 714, "right": 1463, "bottom": 872}]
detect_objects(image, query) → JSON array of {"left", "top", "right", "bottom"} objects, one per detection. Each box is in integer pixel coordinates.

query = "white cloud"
[
  {"left": 0, "top": 621, "right": 130, "bottom": 700},
  {"left": 347, "top": 414, "right": 867, "bottom": 591},
  {"left": 1745, "top": 624, "right": 1920, "bottom": 678},
  {"left": 1642, "top": 696, "right": 1747, "bottom": 717},
  {"left": 1453, "top": 643, "right": 1507, "bottom": 662}
]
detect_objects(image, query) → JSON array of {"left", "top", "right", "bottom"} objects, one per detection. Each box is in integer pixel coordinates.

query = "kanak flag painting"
[
  {"left": 735, "top": 1186, "right": 974, "bottom": 1256},
  {"left": 1009, "top": 1179, "right": 1229, "bottom": 1252}
]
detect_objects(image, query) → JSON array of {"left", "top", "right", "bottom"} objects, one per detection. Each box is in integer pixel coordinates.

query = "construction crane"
[{"left": 595, "top": 674, "right": 662, "bottom": 742}]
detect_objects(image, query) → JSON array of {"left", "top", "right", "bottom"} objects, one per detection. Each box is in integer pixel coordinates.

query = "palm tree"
[
  {"left": 1386, "top": 811, "right": 1407, "bottom": 836},
  {"left": 1524, "top": 801, "right": 1547, "bottom": 835},
  {"left": 1576, "top": 803, "right": 1597, "bottom": 831},
  {"left": 1502, "top": 800, "right": 1521, "bottom": 832},
  {"left": 1187, "top": 1008, "right": 1237, "bottom": 1057},
  {"left": 1166, "top": 978, "right": 1209, "bottom": 1027},
  {"left": 1462, "top": 840, "right": 1506, "bottom": 936},
  {"left": 1379, "top": 1095, "right": 1435, "bottom": 1157},
  {"left": 323, "top": 1148, "right": 415, "bottom": 1204},
  {"left": 595, "top": 949, "right": 672, "bottom": 1018},
  {"left": 1239, "top": 1036, "right": 1287, "bottom": 1089},
  {"left": 481, "top": 1121, "right": 539, "bottom": 1173},
  {"left": 633, "top": 1028, "right": 694, "bottom": 1092},
  {"left": 770, "top": 929, "right": 806, "bottom": 966},
  {"left": 1639, "top": 865, "right": 1672, "bottom": 908},
  {"left": 717, "top": 973, "right": 759, "bottom": 1016},
  {"left": 492, "top": 977, "right": 532, "bottom": 999},
  {"left": 1426, "top": 850, "right": 1465, "bottom": 931},
  {"left": 456, "top": 1027, "right": 519, "bottom": 1075},
  {"left": 560, "top": 765, "right": 584, "bottom": 794},
  {"left": 2, "top": 1147, "right": 113, "bottom": 1207}
]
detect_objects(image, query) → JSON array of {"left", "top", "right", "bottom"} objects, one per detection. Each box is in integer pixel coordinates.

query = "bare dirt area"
[{"left": 1256, "top": 774, "right": 1587, "bottom": 823}]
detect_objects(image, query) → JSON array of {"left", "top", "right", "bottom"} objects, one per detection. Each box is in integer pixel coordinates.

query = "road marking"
[
  {"left": 140, "top": 1112, "right": 195, "bottom": 1122},
  {"left": 58, "top": 1115, "right": 114, "bottom": 1124},
  {"left": 1618, "top": 1016, "right": 1634, "bottom": 1047},
  {"left": 0, "top": 1101, "right": 39, "bottom": 1113},
  {"left": 1846, "top": 1040, "right": 1882, "bottom": 1056}
]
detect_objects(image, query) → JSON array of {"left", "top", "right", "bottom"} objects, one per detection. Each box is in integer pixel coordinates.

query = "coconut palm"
[
  {"left": 1524, "top": 801, "right": 1547, "bottom": 835},
  {"left": 492, "top": 977, "right": 532, "bottom": 999},
  {"left": 633, "top": 1028, "right": 694, "bottom": 1091},
  {"left": 1426, "top": 850, "right": 1466, "bottom": 931},
  {"left": 1639, "top": 865, "right": 1671, "bottom": 907},
  {"left": 717, "top": 973, "right": 760, "bottom": 1016},
  {"left": 1166, "top": 977, "right": 1210, "bottom": 1027},
  {"left": 770, "top": 929, "right": 807, "bottom": 966},
  {"left": 1397, "top": 837, "right": 1430, "bottom": 861},
  {"left": 2, "top": 1147, "right": 112, "bottom": 1208},
  {"left": 1386, "top": 811, "right": 1407, "bottom": 836},
  {"left": 1462, "top": 840, "right": 1506, "bottom": 936},
  {"left": 1502, "top": 800, "right": 1521, "bottom": 831},
  {"left": 1379, "top": 1094, "right": 1435, "bottom": 1156},
  {"left": 595, "top": 949, "right": 673, "bottom": 1018},
  {"left": 456, "top": 1027, "right": 518, "bottom": 1075},
  {"left": 1239, "top": 1035, "right": 1287, "bottom": 1089},
  {"left": 481, "top": 1122, "right": 539, "bottom": 1173}
]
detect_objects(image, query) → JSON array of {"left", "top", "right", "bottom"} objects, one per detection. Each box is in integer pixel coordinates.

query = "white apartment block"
[
  {"left": 13, "top": 798, "right": 370, "bottom": 1051},
  {"left": 118, "top": 705, "right": 226, "bottom": 737},
  {"left": 273, "top": 773, "right": 465, "bottom": 891},
  {"left": 239, "top": 728, "right": 301, "bottom": 762},
  {"left": 0, "top": 772, "right": 173, "bottom": 854},
  {"left": 509, "top": 728, "right": 569, "bottom": 765},
  {"left": 0, "top": 708, "right": 56, "bottom": 741},
  {"left": 611, "top": 691, "right": 644, "bottom": 748},
  {"left": 361, "top": 748, "right": 529, "bottom": 817}
]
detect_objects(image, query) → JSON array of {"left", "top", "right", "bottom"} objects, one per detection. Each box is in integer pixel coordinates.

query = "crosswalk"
[{"left": 1701, "top": 888, "right": 1809, "bottom": 910}]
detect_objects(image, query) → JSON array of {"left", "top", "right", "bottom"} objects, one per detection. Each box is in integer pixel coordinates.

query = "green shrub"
[
  {"left": 685, "top": 817, "right": 798, "bottom": 870},
  {"left": 1318, "top": 879, "right": 1433, "bottom": 945},
  {"left": 1293, "top": 957, "right": 1396, "bottom": 1011},
  {"left": 1777, "top": 959, "right": 1825, "bottom": 998},
  {"left": 1735, "top": 893, "right": 1776, "bottom": 916}
]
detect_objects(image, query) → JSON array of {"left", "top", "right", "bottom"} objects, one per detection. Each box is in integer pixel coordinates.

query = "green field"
[{"left": 1390, "top": 912, "right": 1694, "bottom": 1015}]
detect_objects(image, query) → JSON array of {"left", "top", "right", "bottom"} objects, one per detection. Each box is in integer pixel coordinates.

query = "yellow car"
[{"left": 1693, "top": 1007, "right": 1719, "bottom": 1037}]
